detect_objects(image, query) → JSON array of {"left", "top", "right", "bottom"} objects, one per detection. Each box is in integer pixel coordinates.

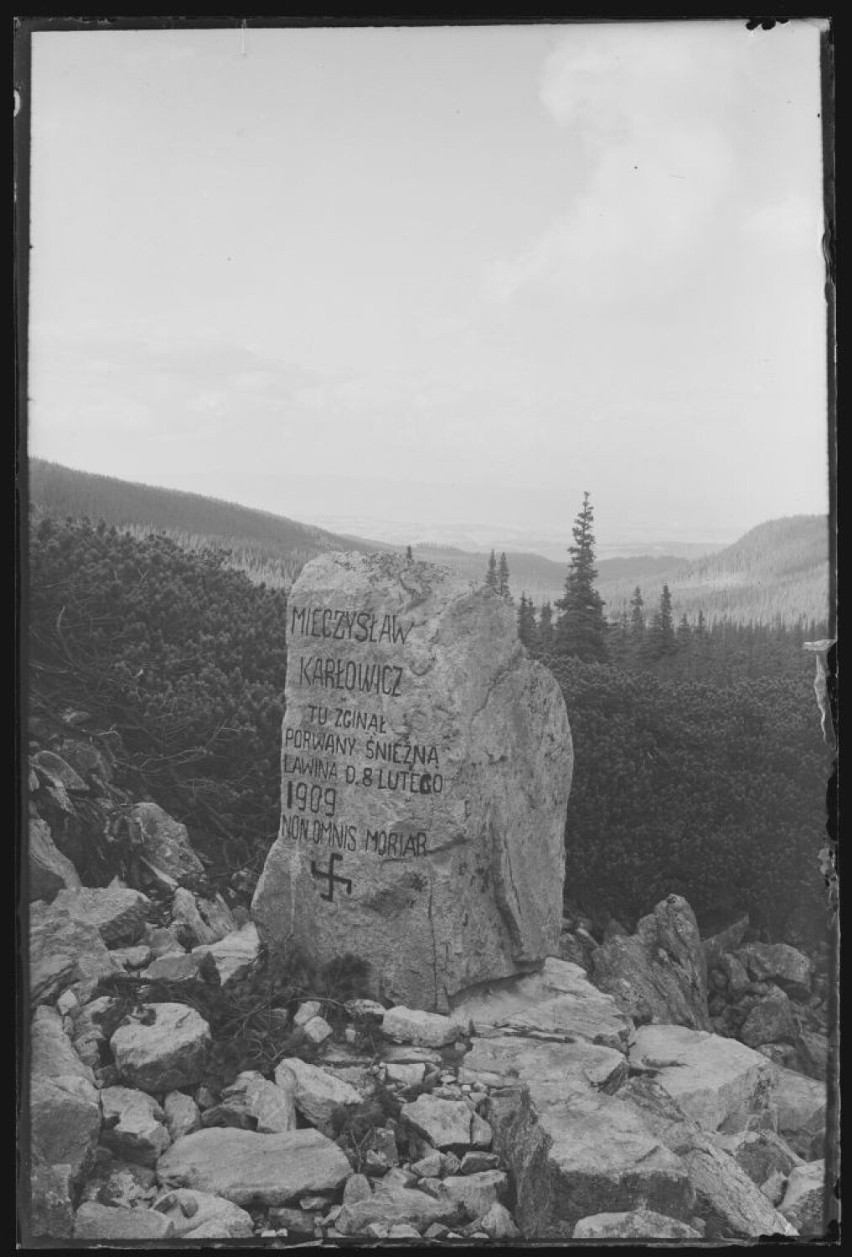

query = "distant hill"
[
  {"left": 27, "top": 460, "right": 393, "bottom": 586},
  {"left": 26, "top": 461, "right": 829, "bottom": 627},
  {"left": 599, "top": 515, "right": 830, "bottom": 628}
]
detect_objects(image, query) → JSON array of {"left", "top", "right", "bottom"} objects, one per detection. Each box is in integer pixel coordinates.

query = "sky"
[{"left": 27, "top": 20, "right": 830, "bottom": 553}]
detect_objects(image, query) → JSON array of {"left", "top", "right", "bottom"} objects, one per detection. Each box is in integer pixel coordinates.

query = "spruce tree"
[
  {"left": 405, "top": 544, "right": 413, "bottom": 561},
  {"left": 648, "top": 584, "right": 677, "bottom": 657},
  {"left": 485, "top": 549, "right": 498, "bottom": 589},
  {"left": 555, "top": 492, "right": 608, "bottom": 662},
  {"left": 629, "top": 587, "right": 645, "bottom": 641},
  {"left": 517, "top": 593, "right": 536, "bottom": 645},
  {"left": 498, "top": 552, "right": 511, "bottom": 600},
  {"left": 538, "top": 602, "right": 554, "bottom": 653},
  {"left": 677, "top": 613, "right": 692, "bottom": 647}
]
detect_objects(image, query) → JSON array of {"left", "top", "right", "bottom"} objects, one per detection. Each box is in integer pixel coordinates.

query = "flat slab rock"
[
  {"left": 110, "top": 1002, "right": 211, "bottom": 1093},
  {"left": 629, "top": 1023, "right": 774, "bottom": 1132},
  {"left": 382, "top": 1006, "right": 467, "bottom": 1047},
  {"left": 252, "top": 552, "right": 572, "bottom": 1012},
  {"left": 401, "top": 1095, "right": 492, "bottom": 1150},
  {"left": 460, "top": 1033, "right": 627, "bottom": 1101},
  {"left": 336, "top": 1184, "right": 463, "bottom": 1236},
  {"left": 450, "top": 957, "right": 633, "bottom": 1050},
  {"left": 151, "top": 1188, "right": 255, "bottom": 1238},
  {"left": 156, "top": 1127, "right": 351, "bottom": 1206},
  {"left": 573, "top": 1209, "right": 704, "bottom": 1239},
  {"left": 73, "top": 1201, "right": 176, "bottom": 1240},
  {"left": 30, "top": 900, "right": 121, "bottom": 1005},
  {"left": 274, "top": 1057, "right": 361, "bottom": 1135}
]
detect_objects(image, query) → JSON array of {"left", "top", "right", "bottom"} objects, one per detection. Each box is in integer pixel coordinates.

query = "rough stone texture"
[
  {"left": 713, "top": 1128, "right": 803, "bottom": 1186},
  {"left": 401, "top": 1095, "right": 489, "bottom": 1150},
  {"left": 740, "top": 984, "right": 800, "bottom": 1048},
  {"left": 336, "top": 1184, "right": 463, "bottom": 1236},
  {"left": 629, "top": 1024, "right": 774, "bottom": 1132},
  {"left": 152, "top": 1188, "right": 255, "bottom": 1238},
  {"left": 110, "top": 944, "right": 151, "bottom": 969},
  {"left": 78, "top": 1149, "right": 158, "bottom": 1209},
  {"left": 53, "top": 885, "right": 150, "bottom": 947},
  {"left": 441, "top": 1170, "right": 508, "bottom": 1219},
  {"left": 771, "top": 1065, "right": 827, "bottom": 1160},
  {"left": 28, "top": 1155, "right": 75, "bottom": 1239},
  {"left": 382, "top": 1006, "right": 464, "bottom": 1048},
  {"left": 778, "top": 1161, "right": 825, "bottom": 1236},
  {"left": 126, "top": 801, "right": 206, "bottom": 891},
  {"left": 218, "top": 1071, "right": 298, "bottom": 1133},
  {"left": 479, "top": 1201, "right": 521, "bottom": 1239},
  {"left": 616, "top": 1076, "right": 704, "bottom": 1156},
  {"left": 171, "top": 887, "right": 235, "bottom": 946},
  {"left": 486, "top": 1087, "right": 693, "bottom": 1240},
  {"left": 73, "top": 1201, "right": 176, "bottom": 1240},
  {"left": 798, "top": 1028, "right": 829, "bottom": 1081},
  {"left": 572, "top": 1209, "right": 703, "bottom": 1239},
  {"left": 303, "top": 1014, "right": 334, "bottom": 1044},
  {"left": 591, "top": 895, "right": 710, "bottom": 1031},
  {"left": 110, "top": 1003, "right": 211, "bottom": 1093},
  {"left": 30, "top": 900, "right": 121, "bottom": 1004},
  {"left": 385, "top": 1061, "right": 427, "bottom": 1088},
  {"left": 459, "top": 1034, "right": 627, "bottom": 1099},
  {"left": 342, "top": 1173, "right": 373, "bottom": 1204},
  {"left": 268, "top": 1206, "right": 317, "bottom": 1234},
  {"left": 30, "top": 1074, "right": 101, "bottom": 1182},
  {"left": 191, "top": 922, "right": 260, "bottom": 986},
  {"left": 142, "top": 951, "right": 201, "bottom": 982},
  {"left": 32, "top": 1005, "right": 95, "bottom": 1085},
  {"left": 29, "top": 817, "right": 82, "bottom": 901},
  {"left": 702, "top": 915, "right": 750, "bottom": 969},
  {"left": 684, "top": 1142, "right": 798, "bottom": 1238},
  {"left": 100, "top": 1086, "right": 171, "bottom": 1166},
  {"left": 32, "top": 749, "right": 89, "bottom": 793},
  {"left": 451, "top": 957, "right": 633, "bottom": 1050},
  {"left": 163, "top": 1091, "right": 202, "bottom": 1141},
  {"left": 252, "top": 552, "right": 572, "bottom": 1012},
  {"left": 156, "top": 1127, "right": 352, "bottom": 1206},
  {"left": 274, "top": 1058, "right": 361, "bottom": 1135},
  {"left": 718, "top": 951, "right": 751, "bottom": 995},
  {"left": 143, "top": 923, "right": 186, "bottom": 958},
  {"left": 735, "top": 942, "right": 814, "bottom": 1000}
]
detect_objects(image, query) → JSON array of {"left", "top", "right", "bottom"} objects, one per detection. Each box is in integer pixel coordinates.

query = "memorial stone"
[{"left": 252, "top": 552, "right": 572, "bottom": 1011}]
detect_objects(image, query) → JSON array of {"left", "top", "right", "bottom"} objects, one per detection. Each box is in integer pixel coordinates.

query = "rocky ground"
[{"left": 23, "top": 727, "right": 834, "bottom": 1243}]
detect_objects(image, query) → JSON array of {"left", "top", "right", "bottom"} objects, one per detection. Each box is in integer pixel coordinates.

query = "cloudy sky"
[{"left": 28, "top": 20, "right": 829, "bottom": 550}]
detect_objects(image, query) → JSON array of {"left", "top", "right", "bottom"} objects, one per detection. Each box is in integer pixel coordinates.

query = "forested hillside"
[
  {"left": 599, "top": 515, "right": 830, "bottom": 628},
  {"left": 28, "top": 459, "right": 388, "bottom": 588}
]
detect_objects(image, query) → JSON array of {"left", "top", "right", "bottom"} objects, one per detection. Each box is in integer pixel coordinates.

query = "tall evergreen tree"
[
  {"left": 555, "top": 492, "right": 608, "bottom": 662},
  {"left": 498, "top": 551, "right": 511, "bottom": 600},
  {"left": 677, "top": 613, "right": 692, "bottom": 647},
  {"left": 629, "top": 586, "right": 645, "bottom": 640},
  {"left": 648, "top": 584, "right": 677, "bottom": 657},
  {"left": 405, "top": 544, "right": 413, "bottom": 561},
  {"left": 485, "top": 549, "right": 498, "bottom": 589},
  {"left": 517, "top": 592, "right": 536, "bottom": 645}
]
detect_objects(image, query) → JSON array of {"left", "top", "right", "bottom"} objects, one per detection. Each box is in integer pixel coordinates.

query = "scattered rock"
[
  {"left": 30, "top": 900, "right": 121, "bottom": 1004},
  {"left": 702, "top": 915, "right": 750, "bottom": 969},
  {"left": 191, "top": 922, "right": 260, "bottom": 986},
  {"left": 73, "top": 1201, "right": 176, "bottom": 1240},
  {"left": 486, "top": 1087, "right": 693, "bottom": 1239},
  {"left": 294, "top": 1000, "right": 323, "bottom": 1026},
  {"left": 616, "top": 1075, "right": 704, "bottom": 1156},
  {"left": 381, "top": 1006, "right": 463, "bottom": 1048},
  {"left": 302, "top": 1015, "right": 334, "bottom": 1045},
  {"left": 388, "top": 1222, "right": 422, "bottom": 1238},
  {"left": 143, "top": 924, "right": 186, "bottom": 958},
  {"left": 459, "top": 1150, "right": 500, "bottom": 1174},
  {"left": 778, "top": 1160, "right": 825, "bottom": 1236},
  {"left": 441, "top": 1170, "right": 508, "bottom": 1219},
  {"left": 740, "top": 984, "right": 800, "bottom": 1048},
  {"left": 718, "top": 951, "right": 750, "bottom": 996},
  {"left": 267, "top": 1206, "right": 316, "bottom": 1234},
  {"left": 385, "top": 1061, "right": 427, "bottom": 1088},
  {"left": 163, "top": 1091, "right": 202, "bottom": 1141},
  {"left": 28, "top": 1155, "right": 75, "bottom": 1239},
  {"left": 629, "top": 1024, "right": 774, "bottom": 1132},
  {"left": 342, "top": 1173, "right": 373, "bottom": 1205},
  {"left": 401, "top": 1095, "right": 487, "bottom": 1150},
  {"left": 156, "top": 1127, "right": 352, "bottom": 1206},
  {"left": 590, "top": 895, "right": 710, "bottom": 1031},
  {"left": 126, "top": 801, "right": 206, "bottom": 891},
  {"left": 171, "top": 887, "right": 236, "bottom": 946},
  {"left": 109, "top": 944, "right": 151, "bottom": 969},
  {"left": 274, "top": 1058, "right": 361, "bottom": 1135},
  {"left": 30, "top": 1074, "right": 101, "bottom": 1182},
  {"left": 152, "top": 1187, "right": 255, "bottom": 1238},
  {"left": 142, "top": 951, "right": 201, "bottom": 982},
  {"left": 28, "top": 818, "right": 82, "bottom": 901},
  {"left": 713, "top": 1128, "right": 803, "bottom": 1185},
  {"left": 77, "top": 1148, "right": 158, "bottom": 1209},
  {"left": 735, "top": 942, "right": 813, "bottom": 1000},
  {"left": 771, "top": 1065, "right": 826, "bottom": 1160},
  {"left": 335, "top": 1184, "right": 462, "bottom": 1236},
  {"left": 684, "top": 1141, "right": 797, "bottom": 1238},
  {"left": 32, "top": 1004, "right": 95, "bottom": 1084},
  {"left": 451, "top": 957, "right": 633, "bottom": 1050},
  {"left": 218, "top": 1071, "right": 298, "bottom": 1133},
  {"left": 100, "top": 1086, "right": 171, "bottom": 1166},
  {"left": 33, "top": 750, "right": 89, "bottom": 793},
  {"left": 572, "top": 1209, "right": 703, "bottom": 1239},
  {"left": 479, "top": 1200, "right": 521, "bottom": 1239},
  {"left": 53, "top": 886, "right": 150, "bottom": 947},
  {"left": 110, "top": 1002, "right": 212, "bottom": 1092},
  {"left": 460, "top": 1033, "right": 627, "bottom": 1099}
]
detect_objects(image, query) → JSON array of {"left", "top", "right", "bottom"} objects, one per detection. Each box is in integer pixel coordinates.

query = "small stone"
[
  {"left": 100, "top": 1086, "right": 171, "bottom": 1166},
  {"left": 761, "top": 1170, "right": 789, "bottom": 1206},
  {"left": 299, "top": 1193, "right": 335, "bottom": 1211},
  {"left": 194, "top": 1084, "right": 218, "bottom": 1110},
  {"left": 778, "top": 1161, "right": 825, "bottom": 1236},
  {"left": 363, "top": 1222, "right": 390, "bottom": 1238},
  {"left": 151, "top": 1188, "right": 254, "bottom": 1238},
  {"left": 268, "top": 1207, "right": 316, "bottom": 1234},
  {"left": 345, "top": 998, "right": 386, "bottom": 1021},
  {"left": 342, "top": 1173, "right": 372, "bottom": 1204},
  {"left": 53, "top": 886, "right": 151, "bottom": 947},
  {"left": 56, "top": 988, "right": 80, "bottom": 1017},
  {"left": 143, "top": 925, "right": 186, "bottom": 958},
  {"left": 163, "top": 1090, "right": 202, "bottom": 1141},
  {"left": 142, "top": 951, "right": 201, "bottom": 982},
  {"left": 302, "top": 1015, "right": 334, "bottom": 1045},
  {"left": 382, "top": 1006, "right": 461, "bottom": 1048},
  {"left": 441, "top": 1170, "right": 508, "bottom": 1219},
  {"left": 411, "top": 1152, "right": 443, "bottom": 1178},
  {"left": 110, "top": 1003, "right": 211, "bottom": 1093},
  {"left": 274, "top": 1057, "right": 361, "bottom": 1136},
  {"left": 344, "top": 1027, "right": 357, "bottom": 1044},
  {"left": 73, "top": 1201, "right": 175, "bottom": 1239},
  {"left": 424, "top": 1222, "right": 451, "bottom": 1239},
  {"left": 385, "top": 1061, "right": 426, "bottom": 1088},
  {"left": 460, "top": 1151, "right": 500, "bottom": 1174},
  {"left": 479, "top": 1201, "right": 521, "bottom": 1239},
  {"left": 388, "top": 1222, "right": 422, "bottom": 1238},
  {"left": 402, "top": 1095, "right": 480, "bottom": 1149},
  {"left": 109, "top": 944, "right": 151, "bottom": 969},
  {"left": 191, "top": 922, "right": 260, "bottom": 987},
  {"left": 294, "top": 1000, "right": 323, "bottom": 1026}
]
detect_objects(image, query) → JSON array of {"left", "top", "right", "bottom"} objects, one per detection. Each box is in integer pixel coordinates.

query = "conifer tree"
[
  {"left": 498, "top": 551, "right": 511, "bottom": 600},
  {"left": 517, "top": 593, "right": 535, "bottom": 645},
  {"left": 405, "top": 544, "right": 413, "bottom": 561},
  {"left": 677, "top": 613, "right": 692, "bottom": 647},
  {"left": 648, "top": 584, "right": 677, "bottom": 657},
  {"left": 485, "top": 549, "right": 498, "bottom": 589},
  {"left": 629, "top": 586, "right": 645, "bottom": 640},
  {"left": 555, "top": 492, "right": 608, "bottom": 662},
  {"left": 695, "top": 608, "right": 707, "bottom": 638}
]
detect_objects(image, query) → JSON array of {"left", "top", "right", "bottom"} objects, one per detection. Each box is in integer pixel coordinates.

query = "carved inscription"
[{"left": 283, "top": 602, "right": 444, "bottom": 877}]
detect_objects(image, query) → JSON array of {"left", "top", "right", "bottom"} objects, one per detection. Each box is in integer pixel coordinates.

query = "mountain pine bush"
[{"left": 29, "top": 515, "right": 289, "bottom": 875}]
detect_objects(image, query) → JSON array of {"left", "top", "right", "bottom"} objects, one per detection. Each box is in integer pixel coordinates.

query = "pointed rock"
[
  {"left": 100, "top": 1086, "right": 171, "bottom": 1166},
  {"left": 163, "top": 1091, "right": 201, "bottom": 1141},
  {"left": 274, "top": 1057, "right": 361, "bottom": 1135}
]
